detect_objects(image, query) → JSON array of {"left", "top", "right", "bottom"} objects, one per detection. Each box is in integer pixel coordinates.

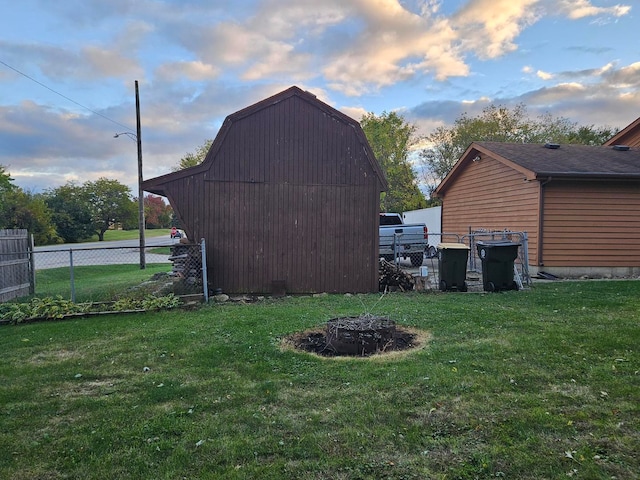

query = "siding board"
[
  {"left": 542, "top": 181, "right": 640, "bottom": 267},
  {"left": 441, "top": 155, "right": 540, "bottom": 265}
]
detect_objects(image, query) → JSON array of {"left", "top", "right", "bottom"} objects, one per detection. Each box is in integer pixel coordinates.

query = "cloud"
[
  {"left": 452, "top": 0, "right": 541, "bottom": 59},
  {"left": 602, "top": 61, "right": 640, "bottom": 88},
  {"left": 409, "top": 59, "right": 639, "bottom": 135},
  {"left": 339, "top": 105, "right": 368, "bottom": 123},
  {"left": 322, "top": 0, "right": 468, "bottom": 94},
  {"left": 524, "top": 61, "right": 619, "bottom": 83},
  {"left": 536, "top": 70, "right": 554, "bottom": 80},
  {"left": 151, "top": 0, "right": 632, "bottom": 99},
  {"left": 410, "top": 98, "right": 493, "bottom": 125},
  {"left": 0, "top": 99, "right": 144, "bottom": 191},
  {"left": 159, "top": 0, "right": 471, "bottom": 96},
  {"left": 555, "top": 0, "right": 631, "bottom": 20},
  {"left": 82, "top": 46, "right": 142, "bottom": 78},
  {"left": 155, "top": 61, "right": 220, "bottom": 82}
]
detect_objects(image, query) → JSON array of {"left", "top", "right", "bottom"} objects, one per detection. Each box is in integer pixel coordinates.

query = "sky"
[{"left": 1, "top": 0, "right": 638, "bottom": 194}]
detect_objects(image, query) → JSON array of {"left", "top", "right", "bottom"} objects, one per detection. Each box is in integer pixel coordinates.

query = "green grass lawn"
[
  {"left": 35, "top": 264, "right": 172, "bottom": 303},
  {"left": 87, "top": 229, "right": 169, "bottom": 242},
  {"left": 0, "top": 281, "right": 638, "bottom": 479}
]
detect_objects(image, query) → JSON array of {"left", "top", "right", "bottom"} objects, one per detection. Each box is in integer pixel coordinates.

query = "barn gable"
[{"left": 142, "top": 86, "right": 387, "bottom": 294}]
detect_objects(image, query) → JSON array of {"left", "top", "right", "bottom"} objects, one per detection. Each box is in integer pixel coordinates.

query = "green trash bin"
[
  {"left": 437, "top": 243, "right": 469, "bottom": 292},
  {"left": 476, "top": 241, "right": 521, "bottom": 292}
]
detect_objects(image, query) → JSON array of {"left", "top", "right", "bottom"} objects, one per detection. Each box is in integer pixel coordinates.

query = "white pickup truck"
[{"left": 379, "top": 213, "right": 434, "bottom": 267}]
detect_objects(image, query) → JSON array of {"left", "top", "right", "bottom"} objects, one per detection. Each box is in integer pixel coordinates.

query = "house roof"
[
  {"left": 142, "top": 86, "right": 387, "bottom": 195},
  {"left": 435, "top": 141, "right": 640, "bottom": 196},
  {"left": 604, "top": 116, "right": 640, "bottom": 147}
]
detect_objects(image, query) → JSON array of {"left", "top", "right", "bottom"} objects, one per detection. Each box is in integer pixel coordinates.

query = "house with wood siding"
[
  {"left": 142, "top": 86, "right": 387, "bottom": 294},
  {"left": 604, "top": 116, "right": 640, "bottom": 147},
  {"left": 434, "top": 141, "right": 640, "bottom": 278}
]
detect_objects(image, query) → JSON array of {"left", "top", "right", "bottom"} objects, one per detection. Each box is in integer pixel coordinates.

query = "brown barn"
[
  {"left": 434, "top": 141, "right": 640, "bottom": 278},
  {"left": 142, "top": 86, "right": 387, "bottom": 294}
]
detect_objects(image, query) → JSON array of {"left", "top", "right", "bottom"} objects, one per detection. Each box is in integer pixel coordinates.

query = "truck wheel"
[{"left": 410, "top": 253, "right": 424, "bottom": 267}]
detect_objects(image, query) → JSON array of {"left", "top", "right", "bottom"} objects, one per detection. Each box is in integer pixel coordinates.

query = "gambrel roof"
[{"left": 142, "top": 86, "right": 387, "bottom": 195}]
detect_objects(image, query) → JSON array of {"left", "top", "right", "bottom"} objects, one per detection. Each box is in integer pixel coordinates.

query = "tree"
[
  {"left": 0, "top": 165, "right": 14, "bottom": 193},
  {"left": 566, "top": 124, "right": 618, "bottom": 145},
  {"left": 0, "top": 165, "right": 16, "bottom": 214},
  {"left": 0, "top": 189, "right": 59, "bottom": 245},
  {"left": 360, "top": 112, "right": 427, "bottom": 213},
  {"left": 420, "top": 104, "right": 619, "bottom": 197},
  {"left": 173, "top": 139, "right": 213, "bottom": 171},
  {"left": 84, "top": 178, "right": 136, "bottom": 241},
  {"left": 144, "top": 194, "right": 172, "bottom": 229},
  {"left": 44, "top": 182, "right": 95, "bottom": 243},
  {"left": 0, "top": 166, "right": 58, "bottom": 245}
]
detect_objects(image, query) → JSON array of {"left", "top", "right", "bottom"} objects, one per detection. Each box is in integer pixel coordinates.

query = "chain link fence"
[
  {"left": 391, "top": 230, "right": 531, "bottom": 291},
  {"left": 461, "top": 230, "right": 531, "bottom": 287},
  {"left": 29, "top": 240, "right": 208, "bottom": 303}
]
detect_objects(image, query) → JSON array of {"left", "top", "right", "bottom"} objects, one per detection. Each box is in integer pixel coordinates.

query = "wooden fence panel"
[{"left": 0, "top": 229, "right": 33, "bottom": 302}]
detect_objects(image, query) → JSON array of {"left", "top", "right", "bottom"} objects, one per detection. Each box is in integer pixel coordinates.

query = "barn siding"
[
  {"left": 208, "top": 98, "right": 372, "bottom": 186},
  {"left": 441, "top": 155, "right": 540, "bottom": 265},
  {"left": 199, "top": 183, "right": 378, "bottom": 293},
  {"left": 541, "top": 181, "right": 640, "bottom": 267}
]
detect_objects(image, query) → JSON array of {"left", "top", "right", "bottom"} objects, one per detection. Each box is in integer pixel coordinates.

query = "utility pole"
[{"left": 135, "top": 80, "right": 146, "bottom": 269}]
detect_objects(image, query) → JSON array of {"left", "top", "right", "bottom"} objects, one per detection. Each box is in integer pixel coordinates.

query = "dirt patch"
[{"left": 281, "top": 324, "right": 431, "bottom": 359}]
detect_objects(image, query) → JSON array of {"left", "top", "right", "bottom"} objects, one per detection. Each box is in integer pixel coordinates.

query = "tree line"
[
  {"left": 362, "top": 104, "right": 617, "bottom": 212},
  {"left": 0, "top": 168, "right": 173, "bottom": 245},
  {"left": 176, "top": 103, "right": 617, "bottom": 215},
  {"left": 3, "top": 102, "right": 617, "bottom": 244}
]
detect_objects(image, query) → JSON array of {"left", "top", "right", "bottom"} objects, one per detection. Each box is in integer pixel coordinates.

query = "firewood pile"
[
  {"left": 379, "top": 258, "right": 415, "bottom": 292},
  {"left": 168, "top": 244, "right": 202, "bottom": 293}
]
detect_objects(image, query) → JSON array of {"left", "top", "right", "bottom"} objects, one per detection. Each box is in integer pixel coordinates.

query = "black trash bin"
[
  {"left": 437, "top": 243, "right": 469, "bottom": 292},
  {"left": 476, "top": 241, "right": 521, "bottom": 292}
]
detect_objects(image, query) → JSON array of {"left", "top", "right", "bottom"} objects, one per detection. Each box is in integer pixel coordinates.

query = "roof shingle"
[{"left": 475, "top": 141, "right": 640, "bottom": 178}]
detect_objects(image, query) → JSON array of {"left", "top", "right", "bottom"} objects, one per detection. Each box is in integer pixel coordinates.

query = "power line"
[{"left": 0, "top": 59, "right": 134, "bottom": 132}]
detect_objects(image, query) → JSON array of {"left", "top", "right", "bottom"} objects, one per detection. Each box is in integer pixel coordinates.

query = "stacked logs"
[{"left": 379, "top": 258, "right": 415, "bottom": 292}]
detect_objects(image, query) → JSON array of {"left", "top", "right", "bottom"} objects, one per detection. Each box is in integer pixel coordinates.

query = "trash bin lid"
[
  {"left": 437, "top": 242, "right": 470, "bottom": 250},
  {"left": 476, "top": 240, "right": 521, "bottom": 247}
]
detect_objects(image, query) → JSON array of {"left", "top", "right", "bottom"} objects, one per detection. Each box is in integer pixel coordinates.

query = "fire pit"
[{"left": 326, "top": 315, "right": 396, "bottom": 356}]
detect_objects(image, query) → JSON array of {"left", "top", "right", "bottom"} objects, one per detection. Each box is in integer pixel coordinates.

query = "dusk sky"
[{"left": 1, "top": 0, "right": 638, "bottom": 194}]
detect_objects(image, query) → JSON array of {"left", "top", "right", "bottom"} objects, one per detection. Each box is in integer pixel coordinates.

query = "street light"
[
  {"left": 114, "top": 80, "right": 145, "bottom": 269},
  {"left": 114, "top": 132, "right": 136, "bottom": 141}
]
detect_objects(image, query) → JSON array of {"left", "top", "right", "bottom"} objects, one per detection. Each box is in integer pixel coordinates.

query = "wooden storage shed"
[
  {"left": 434, "top": 141, "right": 640, "bottom": 277},
  {"left": 142, "top": 86, "right": 387, "bottom": 294}
]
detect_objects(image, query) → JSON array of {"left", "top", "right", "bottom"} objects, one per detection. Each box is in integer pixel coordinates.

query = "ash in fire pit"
[
  {"left": 284, "top": 319, "right": 423, "bottom": 358},
  {"left": 326, "top": 315, "right": 396, "bottom": 356}
]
